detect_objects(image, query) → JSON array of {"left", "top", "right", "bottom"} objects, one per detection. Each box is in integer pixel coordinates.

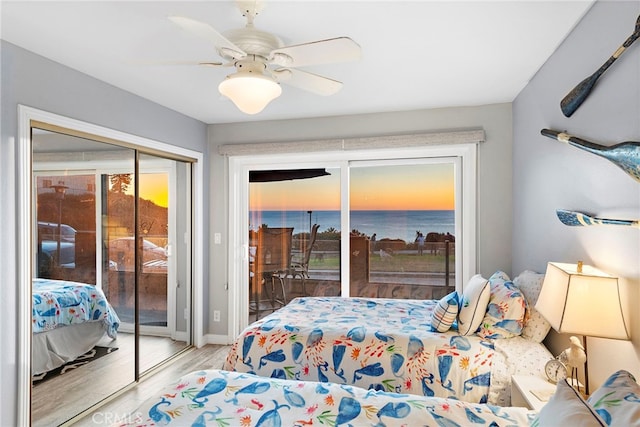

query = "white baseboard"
[
  {"left": 174, "top": 331, "right": 188, "bottom": 342},
  {"left": 201, "top": 334, "right": 232, "bottom": 346}
]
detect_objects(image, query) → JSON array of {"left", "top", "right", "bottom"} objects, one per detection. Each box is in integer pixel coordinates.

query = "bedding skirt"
[{"left": 32, "top": 322, "right": 111, "bottom": 375}]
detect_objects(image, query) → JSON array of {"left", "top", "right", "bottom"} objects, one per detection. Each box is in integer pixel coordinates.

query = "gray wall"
[
  {"left": 513, "top": 0, "right": 640, "bottom": 390},
  {"left": 0, "top": 41, "right": 208, "bottom": 425},
  {"left": 208, "top": 103, "right": 514, "bottom": 335}
]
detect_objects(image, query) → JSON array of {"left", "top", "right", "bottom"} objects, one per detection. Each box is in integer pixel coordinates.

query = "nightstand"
[{"left": 511, "top": 375, "right": 557, "bottom": 411}]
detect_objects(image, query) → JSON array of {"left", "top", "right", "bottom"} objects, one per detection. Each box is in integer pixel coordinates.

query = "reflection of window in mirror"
[
  {"left": 31, "top": 129, "right": 137, "bottom": 426},
  {"left": 30, "top": 126, "right": 194, "bottom": 426},
  {"left": 35, "top": 174, "right": 97, "bottom": 283}
]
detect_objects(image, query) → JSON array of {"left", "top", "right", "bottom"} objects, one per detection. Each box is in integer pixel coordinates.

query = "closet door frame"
[{"left": 17, "top": 105, "right": 205, "bottom": 426}]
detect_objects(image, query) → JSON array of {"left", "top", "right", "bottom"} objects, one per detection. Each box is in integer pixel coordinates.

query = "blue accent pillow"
[{"left": 476, "top": 271, "right": 527, "bottom": 339}]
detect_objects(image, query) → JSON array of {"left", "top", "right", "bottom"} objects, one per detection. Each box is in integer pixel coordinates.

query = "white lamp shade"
[
  {"left": 218, "top": 73, "right": 282, "bottom": 114},
  {"left": 536, "top": 262, "right": 629, "bottom": 340}
]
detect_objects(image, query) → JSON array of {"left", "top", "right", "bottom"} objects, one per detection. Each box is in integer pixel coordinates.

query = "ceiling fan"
[{"left": 169, "top": 1, "right": 362, "bottom": 114}]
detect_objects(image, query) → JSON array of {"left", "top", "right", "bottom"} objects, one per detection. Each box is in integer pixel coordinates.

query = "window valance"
[{"left": 218, "top": 128, "right": 484, "bottom": 156}]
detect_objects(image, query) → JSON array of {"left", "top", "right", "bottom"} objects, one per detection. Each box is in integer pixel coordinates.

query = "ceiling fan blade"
[
  {"left": 168, "top": 16, "right": 246, "bottom": 60},
  {"left": 272, "top": 68, "right": 343, "bottom": 96},
  {"left": 199, "top": 61, "right": 228, "bottom": 67},
  {"left": 128, "top": 59, "right": 225, "bottom": 67},
  {"left": 269, "top": 37, "right": 361, "bottom": 67}
]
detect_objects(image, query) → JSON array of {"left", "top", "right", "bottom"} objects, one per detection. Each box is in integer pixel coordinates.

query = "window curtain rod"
[{"left": 218, "top": 128, "right": 485, "bottom": 156}]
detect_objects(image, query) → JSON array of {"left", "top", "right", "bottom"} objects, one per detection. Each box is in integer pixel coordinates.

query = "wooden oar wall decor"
[
  {"left": 544, "top": 14, "right": 639, "bottom": 230},
  {"left": 556, "top": 210, "right": 639, "bottom": 228},
  {"left": 560, "top": 13, "right": 640, "bottom": 117},
  {"left": 540, "top": 130, "right": 640, "bottom": 228},
  {"left": 540, "top": 129, "right": 640, "bottom": 183}
]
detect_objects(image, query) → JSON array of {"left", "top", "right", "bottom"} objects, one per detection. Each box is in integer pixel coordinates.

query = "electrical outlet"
[
  {"left": 214, "top": 233, "right": 221, "bottom": 244},
  {"left": 213, "top": 310, "right": 221, "bottom": 322}
]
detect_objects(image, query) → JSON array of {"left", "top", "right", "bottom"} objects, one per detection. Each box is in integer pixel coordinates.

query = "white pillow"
[
  {"left": 533, "top": 379, "right": 606, "bottom": 426},
  {"left": 457, "top": 274, "right": 490, "bottom": 335},
  {"left": 430, "top": 291, "right": 459, "bottom": 332},
  {"left": 513, "top": 270, "right": 551, "bottom": 342}
]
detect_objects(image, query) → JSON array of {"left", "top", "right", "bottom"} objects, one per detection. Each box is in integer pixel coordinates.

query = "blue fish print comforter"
[
  {"left": 224, "top": 297, "right": 496, "bottom": 403},
  {"left": 32, "top": 278, "right": 120, "bottom": 338},
  {"left": 115, "top": 369, "right": 535, "bottom": 427}
]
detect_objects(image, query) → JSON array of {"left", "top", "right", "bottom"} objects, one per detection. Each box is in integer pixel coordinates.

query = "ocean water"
[{"left": 250, "top": 210, "right": 455, "bottom": 242}]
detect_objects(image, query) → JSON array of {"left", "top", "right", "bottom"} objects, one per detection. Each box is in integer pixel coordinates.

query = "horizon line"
[{"left": 250, "top": 208, "right": 454, "bottom": 212}]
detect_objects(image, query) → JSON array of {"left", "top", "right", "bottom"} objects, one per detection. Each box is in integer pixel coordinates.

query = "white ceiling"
[{"left": 1, "top": 1, "right": 594, "bottom": 125}]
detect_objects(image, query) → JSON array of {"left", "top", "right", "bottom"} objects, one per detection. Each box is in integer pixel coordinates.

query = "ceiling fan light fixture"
[{"left": 218, "top": 72, "right": 282, "bottom": 114}]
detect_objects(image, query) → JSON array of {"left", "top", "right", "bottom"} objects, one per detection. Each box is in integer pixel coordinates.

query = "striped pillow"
[{"left": 431, "top": 291, "right": 459, "bottom": 332}]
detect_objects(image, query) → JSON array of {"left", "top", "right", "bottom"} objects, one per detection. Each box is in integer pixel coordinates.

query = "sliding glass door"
[
  {"left": 248, "top": 168, "right": 341, "bottom": 321},
  {"left": 235, "top": 148, "right": 469, "bottom": 328},
  {"left": 349, "top": 159, "right": 458, "bottom": 300}
]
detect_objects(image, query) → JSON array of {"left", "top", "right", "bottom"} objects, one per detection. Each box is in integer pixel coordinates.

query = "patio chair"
[
  {"left": 249, "top": 227, "right": 293, "bottom": 320},
  {"left": 288, "top": 223, "right": 319, "bottom": 296}
]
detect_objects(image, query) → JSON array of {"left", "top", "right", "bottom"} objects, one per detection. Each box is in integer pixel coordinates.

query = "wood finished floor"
[
  {"left": 30, "top": 333, "right": 216, "bottom": 427},
  {"left": 69, "top": 344, "right": 232, "bottom": 426},
  {"left": 32, "top": 314, "right": 259, "bottom": 426}
]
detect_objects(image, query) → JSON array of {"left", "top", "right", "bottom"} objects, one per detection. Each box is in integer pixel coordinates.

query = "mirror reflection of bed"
[
  {"left": 30, "top": 127, "right": 193, "bottom": 426},
  {"left": 31, "top": 278, "right": 120, "bottom": 380}
]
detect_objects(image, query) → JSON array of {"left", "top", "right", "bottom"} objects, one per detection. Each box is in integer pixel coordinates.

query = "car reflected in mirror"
[{"left": 108, "top": 237, "right": 167, "bottom": 272}]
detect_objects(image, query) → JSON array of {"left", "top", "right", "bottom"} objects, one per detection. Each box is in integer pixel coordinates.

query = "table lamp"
[{"left": 535, "top": 261, "right": 630, "bottom": 394}]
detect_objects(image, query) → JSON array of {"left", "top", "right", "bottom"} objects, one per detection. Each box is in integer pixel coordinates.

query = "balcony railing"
[{"left": 288, "top": 238, "right": 455, "bottom": 300}]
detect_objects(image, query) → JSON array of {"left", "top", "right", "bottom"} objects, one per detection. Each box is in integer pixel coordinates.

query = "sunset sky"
[
  {"left": 114, "top": 173, "right": 168, "bottom": 207},
  {"left": 140, "top": 173, "right": 168, "bottom": 208},
  {"left": 250, "top": 164, "right": 455, "bottom": 211}
]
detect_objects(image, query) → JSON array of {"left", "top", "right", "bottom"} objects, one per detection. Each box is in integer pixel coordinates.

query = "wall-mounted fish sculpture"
[
  {"left": 541, "top": 129, "right": 640, "bottom": 182},
  {"left": 556, "top": 209, "right": 639, "bottom": 228}
]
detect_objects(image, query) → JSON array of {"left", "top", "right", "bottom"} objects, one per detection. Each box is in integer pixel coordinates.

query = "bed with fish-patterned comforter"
[
  {"left": 32, "top": 278, "right": 120, "bottom": 375},
  {"left": 224, "top": 297, "right": 551, "bottom": 405},
  {"left": 115, "top": 369, "right": 535, "bottom": 427}
]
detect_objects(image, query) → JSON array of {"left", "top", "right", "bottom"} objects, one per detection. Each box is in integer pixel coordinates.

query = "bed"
[
  {"left": 224, "top": 271, "right": 554, "bottom": 406},
  {"left": 114, "top": 369, "right": 536, "bottom": 426},
  {"left": 115, "top": 369, "right": 640, "bottom": 427},
  {"left": 32, "top": 278, "right": 120, "bottom": 375}
]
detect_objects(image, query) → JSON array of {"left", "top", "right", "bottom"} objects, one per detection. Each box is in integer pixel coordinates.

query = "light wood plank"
[
  {"left": 31, "top": 334, "right": 198, "bottom": 426},
  {"left": 68, "top": 344, "right": 231, "bottom": 426}
]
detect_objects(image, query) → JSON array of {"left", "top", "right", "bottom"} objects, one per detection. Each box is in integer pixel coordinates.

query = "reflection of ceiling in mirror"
[{"left": 32, "top": 127, "right": 132, "bottom": 161}]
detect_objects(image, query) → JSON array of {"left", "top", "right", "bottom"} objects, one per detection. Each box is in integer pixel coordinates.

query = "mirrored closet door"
[{"left": 30, "top": 126, "right": 193, "bottom": 426}]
